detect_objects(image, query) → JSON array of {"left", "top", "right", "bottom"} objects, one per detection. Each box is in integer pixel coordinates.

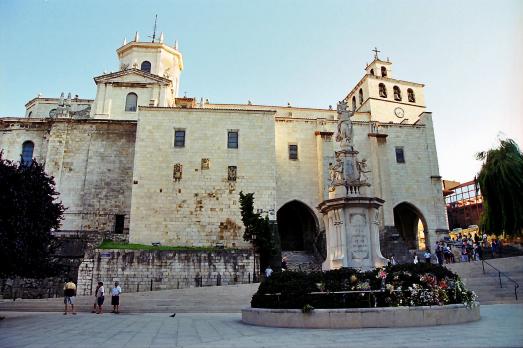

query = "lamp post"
[{"left": 252, "top": 234, "right": 257, "bottom": 283}]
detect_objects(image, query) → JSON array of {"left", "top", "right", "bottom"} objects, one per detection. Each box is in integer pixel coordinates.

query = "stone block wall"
[
  {"left": 77, "top": 249, "right": 258, "bottom": 296},
  {"left": 129, "top": 108, "right": 277, "bottom": 248}
]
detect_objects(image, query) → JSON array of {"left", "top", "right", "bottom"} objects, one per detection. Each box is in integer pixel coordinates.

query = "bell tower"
[
  {"left": 116, "top": 31, "right": 184, "bottom": 97},
  {"left": 345, "top": 48, "right": 425, "bottom": 123}
]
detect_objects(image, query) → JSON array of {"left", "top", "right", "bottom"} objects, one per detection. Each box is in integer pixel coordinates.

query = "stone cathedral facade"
[{"left": 0, "top": 34, "right": 448, "bottom": 261}]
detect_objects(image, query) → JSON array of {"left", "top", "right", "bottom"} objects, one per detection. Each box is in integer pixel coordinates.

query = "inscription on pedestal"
[{"left": 349, "top": 213, "right": 369, "bottom": 259}]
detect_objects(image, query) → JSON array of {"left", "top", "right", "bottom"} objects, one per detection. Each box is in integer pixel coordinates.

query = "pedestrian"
[
  {"left": 265, "top": 265, "right": 273, "bottom": 278},
  {"left": 413, "top": 254, "right": 419, "bottom": 264},
  {"left": 476, "top": 243, "right": 483, "bottom": 261},
  {"left": 424, "top": 249, "right": 432, "bottom": 263},
  {"left": 92, "top": 283, "right": 100, "bottom": 313},
  {"left": 435, "top": 243, "right": 444, "bottom": 266},
  {"left": 63, "top": 278, "right": 77, "bottom": 315},
  {"left": 390, "top": 255, "right": 398, "bottom": 266},
  {"left": 111, "top": 281, "right": 122, "bottom": 314},
  {"left": 281, "top": 257, "right": 288, "bottom": 271},
  {"left": 95, "top": 281, "right": 105, "bottom": 314}
]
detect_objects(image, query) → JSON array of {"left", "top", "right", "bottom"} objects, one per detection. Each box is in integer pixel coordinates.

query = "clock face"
[{"left": 394, "top": 107, "right": 405, "bottom": 118}]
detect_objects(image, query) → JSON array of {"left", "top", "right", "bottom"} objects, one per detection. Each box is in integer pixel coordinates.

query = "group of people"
[
  {"left": 63, "top": 279, "right": 122, "bottom": 315},
  {"left": 264, "top": 256, "right": 289, "bottom": 278}
]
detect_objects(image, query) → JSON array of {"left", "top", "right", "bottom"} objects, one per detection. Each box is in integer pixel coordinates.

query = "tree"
[
  {"left": 239, "top": 191, "right": 278, "bottom": 270},
  {"left": 476, "top": 139, "right": 523, "bottom": 236},
  {"left": 0, "top": 153, "right": 65, "bottom": 278}
]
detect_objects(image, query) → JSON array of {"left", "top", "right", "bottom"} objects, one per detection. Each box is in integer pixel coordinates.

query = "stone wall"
[
  {"left": 129, "top": 107, "right": 277, "bottom": 248},
  {"left": 0, "top": 118, "right": 136, "bottom": 235},
  {"left": 76, "top": 249, "right": 258, "bottom": 296}
]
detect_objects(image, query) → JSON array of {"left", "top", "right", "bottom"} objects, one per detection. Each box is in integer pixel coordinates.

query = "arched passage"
[
  {"left": 393, "top": 202, "right": 428, "bottom": 251},
  {"left": 277, "top": 201, "right": 318, "bottom": 253}
]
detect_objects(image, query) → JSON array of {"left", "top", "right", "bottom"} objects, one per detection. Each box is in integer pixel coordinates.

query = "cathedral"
[{"left": 0, "top": 33, "right": 448, "bottom": 263}]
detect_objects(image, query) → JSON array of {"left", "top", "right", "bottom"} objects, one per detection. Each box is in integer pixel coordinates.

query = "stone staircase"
[
  {"left": 281, "top": 251, "right": 322, "bottom": 273},
  {"left": 380, "top": 227, "right": 414, "bottom": 264},
  {"left": 446, "top": 256, "right": 523, "bottom": 304}
]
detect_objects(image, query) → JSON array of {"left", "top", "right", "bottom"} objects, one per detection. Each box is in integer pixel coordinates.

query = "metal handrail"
[{"left": 481, "top": 259, "right": 519, "bottom": 300}]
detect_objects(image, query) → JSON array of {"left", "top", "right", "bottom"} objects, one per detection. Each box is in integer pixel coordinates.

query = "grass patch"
[{"left": 97, "top": 240, "right": 233, "bottom": 252}]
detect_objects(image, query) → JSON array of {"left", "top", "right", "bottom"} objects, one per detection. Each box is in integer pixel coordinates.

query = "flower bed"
[{"left": 251, "top": 263, "right": 477, "bottom": 310}]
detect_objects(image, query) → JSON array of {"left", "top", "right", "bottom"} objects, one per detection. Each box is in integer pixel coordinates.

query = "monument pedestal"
[{"left": 318, "top": 196, "right": 388, "bottom": 271}]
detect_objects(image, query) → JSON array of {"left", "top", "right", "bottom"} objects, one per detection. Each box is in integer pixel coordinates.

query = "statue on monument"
[
  {"left": 335, "top": 100, "right": 353, "bottom": 149},
  {"left": 328, "top": 158, "right": 344, "bottom": 189}
]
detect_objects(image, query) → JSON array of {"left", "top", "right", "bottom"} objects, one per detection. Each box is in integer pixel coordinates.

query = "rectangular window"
[
  {"left": 395, "top": 147, "right": 405, "bottom": 163},
  {"left": 174, "top": 129, "right": 185, "bottom": 147},
  {"left": 114, "top": 214, "right": 125, "bottom": 234},
  {"left": 289, "top": 144, "right": 298, "bottom": 160},
  {"left": 227, "top": 130, "right": 238, "bottom": 149}
]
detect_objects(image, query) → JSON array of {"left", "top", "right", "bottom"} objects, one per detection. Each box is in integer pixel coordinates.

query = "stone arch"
[
  {"left": 276, "top": 200, "right": 321, "bottom": 254},
  {"left": 393, "top": 202, "right": 428, "bottom": 251}
]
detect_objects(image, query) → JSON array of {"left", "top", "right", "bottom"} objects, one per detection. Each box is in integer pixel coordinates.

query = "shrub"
[{"left": 251, "top": 263, "right": 477, "bottom": 309}]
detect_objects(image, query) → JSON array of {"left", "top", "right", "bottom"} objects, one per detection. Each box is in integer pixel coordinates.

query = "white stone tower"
[{"left": 91, "top": 32, "right": 184, "bottom": 120}]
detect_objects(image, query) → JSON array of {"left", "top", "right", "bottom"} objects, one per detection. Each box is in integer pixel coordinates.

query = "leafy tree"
[
  {"left": 239, "top": 191, "right": 278, "bottom": 270},
  {"left": 476, "top": 139, "right": 523, "bottom": 235},
  {"left": 0, "top": 153, "right": 65, "bottom": 278}
]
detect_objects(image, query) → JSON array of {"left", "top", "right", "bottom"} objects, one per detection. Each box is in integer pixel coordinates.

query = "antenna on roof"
[{"left": 149, "top": 14, "right": 158, "bottom": 42}]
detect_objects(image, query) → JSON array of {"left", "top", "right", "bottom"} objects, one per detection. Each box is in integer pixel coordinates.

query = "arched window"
[
  {"left": 28, "top": 111, "right": 33, "bottom": 118},
  {"left": 381, "top": 66, "right": 387, "bottom": 77},
  {"left": 358, "top": 88, "right": 363, "bottom": 104},
  {"left": 379, "top": 83, "right": 387, "bottom": 98},
  {"left": 407, "top": 88, "right": 416, "bottom": 102},
  {"left": 125, "top": 93, "right": 138, "bottom": 112},
  {"left": 393, "top": 86, "right": 402, "bottom": 101},
  {"left": 370, "top": 69, "right": 375, "bottom": 76},
  {"left": 352, "top": 96, "right": 356, "bottom": 111},
  {"left": 21, "top": 141, "right": 34, "bottom": 166},
  {"left": 140, "top": 61, "right": 151, "bottom": 73}
]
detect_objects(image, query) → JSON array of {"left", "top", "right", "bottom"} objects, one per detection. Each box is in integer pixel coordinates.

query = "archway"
[
  {"left": 277, "top": 201, "right": 318, "bottom": 253},
  {"left": 393, "top": 202, "right": 428, "bottom": 251}
]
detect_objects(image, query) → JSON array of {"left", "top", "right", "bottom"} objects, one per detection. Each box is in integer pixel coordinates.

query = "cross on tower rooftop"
[{"left": 372, "top": 47, "right": 381, "bottom": 60}]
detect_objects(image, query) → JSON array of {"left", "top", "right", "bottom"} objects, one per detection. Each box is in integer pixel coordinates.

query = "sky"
[{"left": 0, "top": 0, "right": 522, "bottom": 182}]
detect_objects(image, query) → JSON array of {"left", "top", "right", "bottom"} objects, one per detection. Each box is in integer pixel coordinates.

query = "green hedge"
[{"left": 251, "top": 263, "right": 476, "bottom": 309}]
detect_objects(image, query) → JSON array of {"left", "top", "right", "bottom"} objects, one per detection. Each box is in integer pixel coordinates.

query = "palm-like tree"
[{"left": 476, "top": 139, "right": 523, "bottom": 235}]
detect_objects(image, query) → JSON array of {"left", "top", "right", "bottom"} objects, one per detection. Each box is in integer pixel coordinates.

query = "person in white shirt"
[
  {"left": 413, "top": 255, "right": 419, "bottom": 264},
  {"left": 265, "top": 266, "right": 273, "bottom": 278},
  {"left": 111, "top": 281, "right": 122, "bottom": 314},
  {"left": 95, "top": 281, "right": 105, "bottom": 314}
]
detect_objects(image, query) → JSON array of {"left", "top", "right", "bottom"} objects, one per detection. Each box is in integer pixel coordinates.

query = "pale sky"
[{"left": 0, "top": 0, "right": 522, "bottom": 182}]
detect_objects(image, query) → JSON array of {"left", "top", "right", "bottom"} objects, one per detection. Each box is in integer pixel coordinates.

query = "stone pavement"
[{"left": 1, "top": 304, "right": 523, "bottom": 348}]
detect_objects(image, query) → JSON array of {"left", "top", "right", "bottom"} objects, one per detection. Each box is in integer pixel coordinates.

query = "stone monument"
[{"left": 319, "top": 100, "right": 388, "bottom": 271}]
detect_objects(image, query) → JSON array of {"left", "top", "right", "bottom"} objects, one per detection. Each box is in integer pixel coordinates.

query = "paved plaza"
[{"left": 1, "top": 304, "right": 522, "bottom": 348}]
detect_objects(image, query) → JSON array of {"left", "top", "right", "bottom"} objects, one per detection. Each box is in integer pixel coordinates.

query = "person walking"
[
  {"left": 63, "top": 278, "right": 77, "bottom": 315},
  {"left": 95, "top": 281, "right": 105, "bottom": 314},
  {"left": 424, "top": 249, "right": 432, "bottom": 263},
  {"left": 111, "top": 281, "right": 122, "bottom": 314},
  {"left": 413, "top": 254, "right": 419, "bottom": 264}
]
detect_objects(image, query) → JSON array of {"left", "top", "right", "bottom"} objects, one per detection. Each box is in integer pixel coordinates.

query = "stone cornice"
[
  {"left": 116, "top": 42, "right": 184, "bottom": 70},
  {"left": 25, "top": 97, "right": 94, "bottom": 108},
  {"left": 93, "top": 68, "right": 172, "bottom": 85},
  {"left": 139, "top": 106, "right": 276, "bottom": 114}
]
